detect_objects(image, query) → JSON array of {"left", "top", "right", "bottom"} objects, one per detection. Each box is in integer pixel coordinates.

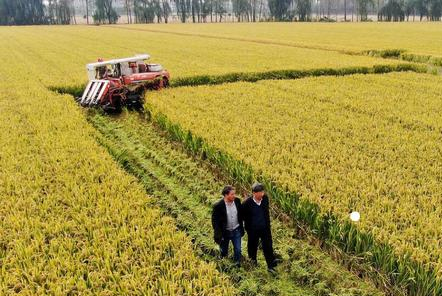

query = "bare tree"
[
  {"left": 125, "top": 0, "right": 132, "bottom": 23},
  {"left": 86, "top": 0, "right": 89, "bottom": 23}
]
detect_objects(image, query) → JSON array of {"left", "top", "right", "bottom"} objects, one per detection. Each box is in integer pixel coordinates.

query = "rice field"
[
  {"left": 117, "top": 22, "right": 442, "bottom": 57},
  {"left": 1, "top": 23, "right": 441, "bottom": 296},
  {"left": 0, "top": 25, "right": 409, "bottom": 89},
  {"left": 0, "top": 34, "right": 234, "bottom": 295},
  {"left": 149, "top": 72, "right": 442, "bottom": 278}
]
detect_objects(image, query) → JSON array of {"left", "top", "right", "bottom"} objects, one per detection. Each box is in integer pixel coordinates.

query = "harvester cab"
[{"left": 77, "top": 54, "right": 170, "bottom": 112}]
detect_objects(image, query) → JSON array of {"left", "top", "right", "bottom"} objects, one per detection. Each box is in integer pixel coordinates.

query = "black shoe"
[
  {"left": 267, "top": 267, "right": 277, "bottom": 275},
  {"left": 267, "top": 259, "right": 279, "bottom": 271},
  {"left": 250, "top": 259, "right": 258, "bottom": 267},
  {"left": 272, "top": 258, "right": 282, "bottom": 266}
]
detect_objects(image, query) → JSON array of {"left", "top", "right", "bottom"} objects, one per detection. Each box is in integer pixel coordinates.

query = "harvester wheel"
[
  {"left": 102, "top": 102, "right": 122, "bottom": 113},
  {"left": 152, "top": 78, "right": 162, "bottom": 90},
  {"left": 163, "top": 78, "right": 169, "bottom": 88},
  {"left": 101, "top": 95, "right": 122, "bottom": 113},
  {"left": 126, "top": 90, "right": 145, "bottom": 111}
]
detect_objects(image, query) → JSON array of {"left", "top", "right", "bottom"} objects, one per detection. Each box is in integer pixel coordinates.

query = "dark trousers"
[
  {"left": 247, "top": 228, "right": 275, "bottom": 268},
  {"left": 220, "top": 227, "right": 242, "bottom": 263}
]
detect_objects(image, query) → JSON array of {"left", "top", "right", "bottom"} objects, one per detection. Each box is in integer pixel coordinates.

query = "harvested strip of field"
[
  {"left": 0, "top": 26, "right": 410, "bottom": 91},
  {"left": 148, "top": 71, "right": 442, "bottom": 277},
  {"left": 89, "top": 111, "right": 387, "bottom": 296}
]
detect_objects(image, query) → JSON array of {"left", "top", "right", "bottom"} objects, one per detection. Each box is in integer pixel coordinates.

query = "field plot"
[
  {"left": 0, "top": 50, "right": 234, "bottom": 295},
  {"left": 149, "top": 72, "right": 442, "bottom": 275},
  {"left": 0, "top": 26, "right": 411, "bottom": 90},
  {"left": 1, "top": 23, "right": 440, "bottom": 296},
  {"left": 87, "top": 112, "right": 386, "bottom": 296},
  {"left": 116, "top": 22, "right": 442, "bottom": 58}
]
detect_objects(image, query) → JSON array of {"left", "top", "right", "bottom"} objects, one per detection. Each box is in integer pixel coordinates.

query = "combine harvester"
[{"left": 77, "top": 54, "right": 170, "bottom": 112}]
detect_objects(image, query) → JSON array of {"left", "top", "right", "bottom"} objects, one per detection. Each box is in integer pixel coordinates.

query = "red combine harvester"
[{"left": 77, "top": 54, "right": 170, "bottom": 112}]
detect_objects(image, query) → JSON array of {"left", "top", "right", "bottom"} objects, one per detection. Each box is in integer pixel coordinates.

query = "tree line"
[
  {"left": 0, "top": 0, "right": 73, "bottom": 25},
  {"left": 0, "top": 0, "right": 441, "bottom": 25}
]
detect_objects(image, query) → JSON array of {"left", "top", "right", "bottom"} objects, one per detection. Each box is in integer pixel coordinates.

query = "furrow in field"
[{"left": 88, "top": 111, "right": 387, "bottom": 296}]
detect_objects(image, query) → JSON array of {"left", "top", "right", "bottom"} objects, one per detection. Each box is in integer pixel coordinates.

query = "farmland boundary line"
[
  {"left": 170, "top": 63, "right": 427, "bottom": 87},
  {"left": 48, "top": 62, "right": 427, "bottom": 97},
  {"left": 365, "top": 49, "right": 442, "bottom": 68}
]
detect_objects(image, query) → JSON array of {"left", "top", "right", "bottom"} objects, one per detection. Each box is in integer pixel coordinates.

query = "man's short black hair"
[
  {"left": 252, "top": 182, "right": 265, "bottom": 193},
  {"left": 222, "top": 185, "right": 235, "bottom": 196}
]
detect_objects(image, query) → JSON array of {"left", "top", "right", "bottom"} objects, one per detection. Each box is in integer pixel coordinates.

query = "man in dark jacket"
[
  {"left": 242, "top": 182, "right": 277, "bottom": 271},
  {"left": 212, "top": 185, "right": 244, "bottom": 266}
]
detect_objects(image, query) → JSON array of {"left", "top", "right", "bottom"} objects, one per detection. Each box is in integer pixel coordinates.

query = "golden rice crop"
[
  {"left": 0, "top": 25, "right": 406, "bottom": 90},
  {"left": 0, "top": 47, "right": 234, "bottom": 295},
  {"left": 0, "top": 23, "right": 438, "bottom": 295},
  {"left": 149, "top": 71, "right": 442, "bottom": 276},
  {"left": 120, "top": 22, "right": 442, "bottom": 57}
]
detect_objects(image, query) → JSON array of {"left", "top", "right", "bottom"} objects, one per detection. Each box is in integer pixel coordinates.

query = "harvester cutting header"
[{"left": 77, "top": 54, "right": 170, "bottom": 112}]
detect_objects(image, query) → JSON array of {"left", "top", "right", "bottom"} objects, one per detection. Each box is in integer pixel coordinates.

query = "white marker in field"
[{"left": 350, "top": 211, "right": 360, "bottom": 222}]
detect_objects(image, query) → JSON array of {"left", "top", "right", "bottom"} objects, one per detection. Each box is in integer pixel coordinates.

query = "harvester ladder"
[{"left": 80, "top": 80, "right": 110, "bottom": 106}]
